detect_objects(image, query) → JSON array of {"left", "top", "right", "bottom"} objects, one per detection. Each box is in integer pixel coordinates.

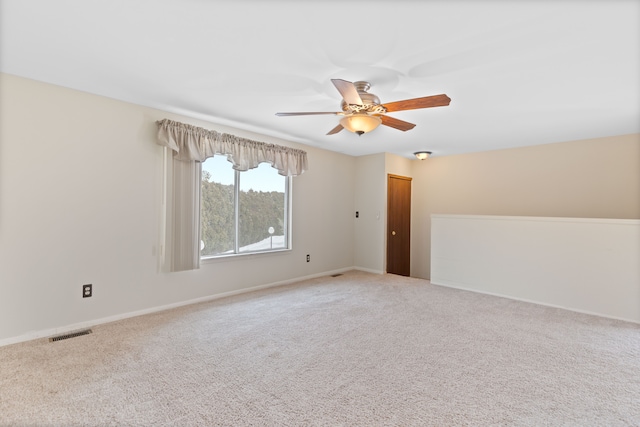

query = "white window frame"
[{"left": 200, "top": 163, "right": 292, "bottom": 260}]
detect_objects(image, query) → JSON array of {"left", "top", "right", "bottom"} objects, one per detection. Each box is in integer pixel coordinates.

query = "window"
[{"left": 200, "top": 155, "right": 290, "bottom": 257}]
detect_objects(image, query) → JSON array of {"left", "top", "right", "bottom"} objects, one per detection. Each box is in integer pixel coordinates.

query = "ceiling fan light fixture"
[
  {"left": 414, "top": 151, "right": 432, "bottom": 160},
  {"left": 340, "top": 114, "right": 382, "bottom": 136}
]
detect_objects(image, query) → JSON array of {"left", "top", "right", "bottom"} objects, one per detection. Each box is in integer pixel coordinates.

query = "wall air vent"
[{"left": 49, "top": 329, "right": 93, "bottom": 342}]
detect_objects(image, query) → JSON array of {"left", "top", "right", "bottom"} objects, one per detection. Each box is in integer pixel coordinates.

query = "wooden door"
[{"left": 386, "top": 174, "right": 412, "bottom": 276}]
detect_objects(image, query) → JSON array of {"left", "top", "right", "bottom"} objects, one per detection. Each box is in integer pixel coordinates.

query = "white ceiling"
[{"left": 1, "top": 0, "right": 638, "bottom": 158}]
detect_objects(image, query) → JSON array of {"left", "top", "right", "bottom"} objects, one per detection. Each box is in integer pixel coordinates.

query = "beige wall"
[
  {"left": 354, "top": 154, "right": 386, "bottom": 273},
  {"left": 411, "top": 134, "right": 640, "bottom": 279},
  {"left": 0, "top": 73, "right": 356, "bottom": 344},
  {"left": 353, "top": 153, "right": 414, "bottom": 274}
]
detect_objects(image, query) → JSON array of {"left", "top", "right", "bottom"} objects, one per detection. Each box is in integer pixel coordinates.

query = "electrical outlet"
[
  {"left": 83, "top": 284, "right": 92, "bottom": 298},
  {"left": 306, "top": 254, "right": 310, "bottom": 262},
  {"left": 355, "top": 211, "right": 359, "bottom": 218}
]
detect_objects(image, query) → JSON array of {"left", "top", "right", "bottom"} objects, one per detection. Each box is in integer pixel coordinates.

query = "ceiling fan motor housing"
[{"left": 340, "top": 81, "right": 382, "bottom": 113}]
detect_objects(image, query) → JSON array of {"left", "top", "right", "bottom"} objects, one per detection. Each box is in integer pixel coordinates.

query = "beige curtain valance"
[{"left": 156, "top": 118, "right": 308, "bottom": 176}]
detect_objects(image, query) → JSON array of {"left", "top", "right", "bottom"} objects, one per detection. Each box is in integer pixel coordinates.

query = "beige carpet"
[{"left": 1, "top": 271, "right": 639, "bottom": 426}]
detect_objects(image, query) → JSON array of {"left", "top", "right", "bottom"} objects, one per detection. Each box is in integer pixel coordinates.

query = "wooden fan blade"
[
  {"left": 382, "top": 94, "right": 451, "bottom": 112},
  {"left": 380, "top": 115, "right": 416, "bottom": 132},
  {"left": 275, "top": 112, "right": 340, "bottom": 116},
  {"left": 326, "top": 124, "right": 344, "bottom": 135},
  {"left": 331, "top": 79, "right": 363, "bottom": 105}
]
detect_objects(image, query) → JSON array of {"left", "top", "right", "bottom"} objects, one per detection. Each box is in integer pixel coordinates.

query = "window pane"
[
  {"left": 238, "top": 163, "right": 287, "bottom": 253},
  {"left": 200, "top": 155, "right": 235, "bottom": 256}
]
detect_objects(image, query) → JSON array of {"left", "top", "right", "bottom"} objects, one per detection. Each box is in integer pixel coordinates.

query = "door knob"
[{"left": 392, "top": 231, "right": 396, "bottom": 235}]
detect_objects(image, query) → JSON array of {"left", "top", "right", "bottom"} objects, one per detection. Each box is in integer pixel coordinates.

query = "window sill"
[{"left": 200, "top": 248, "right": 292, "bottom": 264}]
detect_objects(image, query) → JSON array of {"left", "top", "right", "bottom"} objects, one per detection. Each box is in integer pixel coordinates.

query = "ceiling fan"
[{"left": 276, "top": 79, "right": 451, "bottom": 136}]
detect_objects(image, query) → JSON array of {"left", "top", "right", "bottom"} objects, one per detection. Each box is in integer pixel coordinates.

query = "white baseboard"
[
  {"left": 431, "top": 279, "right": 640, "bottom": 325},
  {"left": 353, "top": 266, "right": 385, "bottom": 275},
  {"left": 0, "top": 267, "right": 359, "bottom": 347}
]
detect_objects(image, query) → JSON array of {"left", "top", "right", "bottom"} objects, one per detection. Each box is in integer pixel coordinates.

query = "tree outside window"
[{"left": 200, "top": 155, "right": 289, "bottom": 257}]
